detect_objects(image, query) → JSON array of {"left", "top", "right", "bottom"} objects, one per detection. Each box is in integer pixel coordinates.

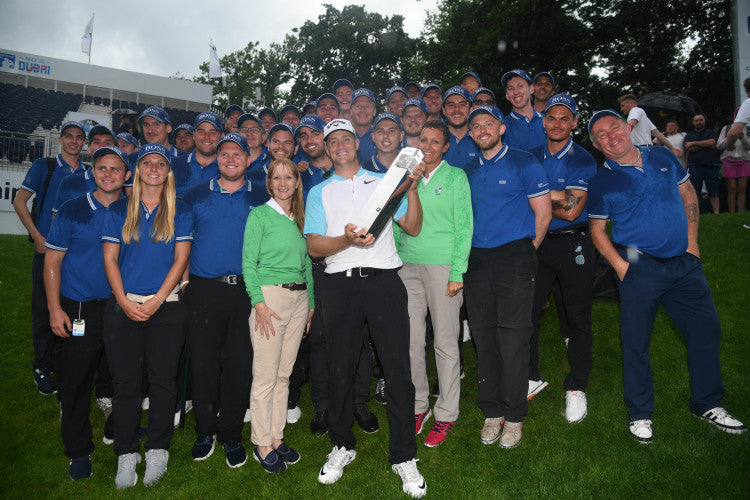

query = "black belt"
[
  {"left": 191, "top": 274, "right": 244, "bottom": 285},
  {"left": 547, "top": 223, "right": 588, "bottom": 238},
  {"left": 280, "top": 282, "right": 307, "bottom": 291},
  {"left": 327, "top": 267, "right": 399, "bottom": 278},
  {"left": 613, "top": 243, "right": 679, "bottom": 263}
]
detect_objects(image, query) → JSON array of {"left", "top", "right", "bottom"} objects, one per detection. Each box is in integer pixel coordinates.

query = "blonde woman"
[
  {"left": 102, "top": 143, "right": 193, "bottom": 489},
  {"left": 242, "top": 158, "right": 314, "bottom": 473}
]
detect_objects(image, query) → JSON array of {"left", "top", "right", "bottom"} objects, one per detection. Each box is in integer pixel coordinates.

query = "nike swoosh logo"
[
  {"left": 319, "top": 468, "right": 327, "bottom": 475},
  {"left": 418, "top": 481, "right": 426, "bottom": 488},
  {"left": 364, "top": 179, "right": 376, "bottom": 184}
]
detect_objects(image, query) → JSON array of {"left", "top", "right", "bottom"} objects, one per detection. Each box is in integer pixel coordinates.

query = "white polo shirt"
[{"left": 304, "top": 168, "right": 407, "bottom": 273}]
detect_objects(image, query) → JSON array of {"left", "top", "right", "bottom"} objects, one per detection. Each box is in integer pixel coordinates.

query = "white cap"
[{"left": 323, "top": 118, "right": 356, "bottom": 140}]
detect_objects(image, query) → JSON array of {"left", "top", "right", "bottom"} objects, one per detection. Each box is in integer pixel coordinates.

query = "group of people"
[{"left": 13, "top": 68, "right": 747, "bottom": 497}]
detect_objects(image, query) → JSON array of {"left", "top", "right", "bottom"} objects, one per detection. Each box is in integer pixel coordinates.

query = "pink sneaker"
[
  {"left": 415, "top": 409, "right": 432, "bottom": 435},
  {"left": 424, "top": 420, "right": 455, "bottom": 447}
]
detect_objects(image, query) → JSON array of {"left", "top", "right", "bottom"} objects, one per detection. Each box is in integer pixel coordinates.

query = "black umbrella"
[{"left": 638, "top": 91, "right": 702, "bottom": 116}]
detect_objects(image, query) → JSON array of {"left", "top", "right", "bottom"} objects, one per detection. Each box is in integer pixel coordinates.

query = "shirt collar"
[
  {"left": 509, "top": 109, "right": 543, "bottom": 123},
  {"left": 544, "top": 138, "right": 574, "bottom": 160},
  {"left": 266, "top": 197, "right": 295, "bottom": 220},
  {"left": 478, "top": 145, "right": 510, "bottom": 165},
  {"left": 603, "top": 146, "right": 648, "bottom": 171},
  {"left": 209, "top": 176, "right": 251, "bottom": 192},
  {"left": 57, "top": 154, "right": 84, "bottom": 172}
]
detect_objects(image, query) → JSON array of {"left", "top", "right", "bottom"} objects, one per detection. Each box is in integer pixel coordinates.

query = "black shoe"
[
  {"left": 310, "top": 408, "right": 328, "bottom": 436},
  {"left": 374, "top": 378, "right": 387, "bottom": 404},
  {"left": 431, "top": 381, "right": 440, "bottom": 398},
  {"left": 275, "top": 443, "right": 300, "bottom": 465},
  {"left": 192, "top": 434, "right": 216, "bottom": 461},
  {"left": 69, "top": 455, "right": 92, "bottom": 480},
  {"left": 34, "top": 368, "right": 56, "bottom": 395},
  {"left": 223, "top": 441, "right": 247, "bottom": 468},
  {"left": 354, "top": 403, "right": 379, "bottom": 434}
]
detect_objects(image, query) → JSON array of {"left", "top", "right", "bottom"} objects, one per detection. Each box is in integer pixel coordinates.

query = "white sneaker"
[
  {"left": 629, "top": 419, "right": 653, "bottom": 444},
  {"left": 141, "top": 397, "right": 149, "bottom": 410},
  {"left": 287, "top": 405, "right": 302, "bottom": 424},
  {"left": 244, "top": 408, "right": 252, "bottom": 423},
  {"left": 565, "top": 391, "right": 587, "bottom": 423},
  {"left": 392, "top": 458, "right": 427, "bottom": 498},
  {"left": 143, "top": 449, "right": 169, "bottom": 486},
  {"left": 96, "top": 397, "right": 113, "bottom": 418},
  {"left": 527, "top": 379, "right": 549, "bottom": 400},
  {"left": 115, "top": 452, "right": 141, "bottom": 489},
  {"left": 462, "top": 319, "right": 471, "bottom": 342},
  {"left": 499, "top": 421, "right": 523, "bottom": 449},
  {"left": 697, "top": 407, "right": 746, "bottom": 434},
  {"left": 318, "top": 445, "right": 356, "bottom": 484},
  {"left": 480, "top": 417, "right": 504, "bottom": 444}
]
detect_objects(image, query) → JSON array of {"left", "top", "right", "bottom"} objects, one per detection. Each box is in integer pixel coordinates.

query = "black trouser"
[
  {"left": 464, "top": 239, "right": 536, "bottom": 422},
  {"left": 104, "top": 297, "right": 185, "bottom": 455},
  {"left": 320, "top": 269, "right": 416, "bottom": 465},
  {"left": 531, "top": 230, "right": 595, "bottom": 391},
  {"left": 57, "top": 295, "right": 113, "bottom": 459},
  {"left": 185, "top": 276, "right": 253, "bottom": 443},
  {"left": 32, "top": 251, "right": 57, "bottom": 371},
  {"left": 308, "top": 262, "right": 373, "bottom": 410}
]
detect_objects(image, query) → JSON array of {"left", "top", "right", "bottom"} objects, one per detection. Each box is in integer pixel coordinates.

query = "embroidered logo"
[{"left": 435, "top": 187, "right": 442, "bottom": 195}]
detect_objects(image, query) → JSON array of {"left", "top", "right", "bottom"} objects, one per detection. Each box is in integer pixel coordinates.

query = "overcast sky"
[{"left": 0, "top": 0, "right": 439, "bottom": 79}]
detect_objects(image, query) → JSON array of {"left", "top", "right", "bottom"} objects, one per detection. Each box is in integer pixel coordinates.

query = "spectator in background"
[
  {"left": 442, "top": 86, "right": 479, "bottom": 169},
  {"left": 315, "top": 94, "right": 340, "bottom": 124},
  {"left": 459, "top": 72, "right": 482, "bottom": 95},
  {"left": 471, "top": 88, "right": 496, "bottom": 112},
  {"left": 404, "top": 82, "right": 422, "bottom": 99},
  {"left": 532, "top": 72, "right": 556, "bottom": 114},
  {"left": 401, "top": 98, "right": 429, "bottom": 149},
  {"left": 421, "top": 83, "right": 443, "bottom": 122},
  {"left": 225, "top": 105, "right": 244, "bottom": 133},
  {"left": 117, "top": 132, "right": 140, "bottom": 155},
  {"left": 173, "top": 124, "right": 195, "bottom": 153},
  {"left": 333, "top": 79, "right": 355, "bottom": 120},
  {"left": 684, "top": 114, "right": 719, "bottom": 213},
  {"left": 502, "top": 69, "right": 546, "bottom": 152},
  {"left": 258, "top": 108, "right": 278, "bottom": 134},
  {"left": 350, "top": 88, "right": 378, "bottom": 163},
  {"left": 717, "top": 107, "right": 750, "bottom": 212},
  {"left": 385, "top": 86, "right": 408, "bottom": 117},
  {"left": 655, "top": 120, "right": 686, "bottom": 168},
  {"left": 617, "top": 94, "right": 683, "bottom": 157},
  {"left": 280, "top": 105, "right": 302, "bottom": 129}
]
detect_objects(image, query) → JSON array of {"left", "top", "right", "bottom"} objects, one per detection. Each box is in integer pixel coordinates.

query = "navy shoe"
[
  {"left": 253, "top": 447, "right": 287, "bottom": 473},
  {"left": 192, "top": 434, "right": 216, "bottom": 461},
  {"left": 223, "top": 441, "right": 247, "bottom": 468},
  {"left": 69, "top": 455, "right": 92, "bottom": 480},
  {"left": 275, "top": 443, "right": 300, "bottom": 465},
  {"left": 34, "top": 368, "right": 56, "bottom": 395}
]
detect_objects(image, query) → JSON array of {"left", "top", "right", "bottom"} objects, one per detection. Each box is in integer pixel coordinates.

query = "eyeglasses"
[
  {"left": 473, "top": 99, "right": 494, "bottom": 106},
  {"left": 239, "top": 127, "right": 263, "bottom": 134}
]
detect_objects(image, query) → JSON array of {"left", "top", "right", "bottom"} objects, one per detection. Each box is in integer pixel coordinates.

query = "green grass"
[{"left": 1, "top": 213, "right": 749, "bottom": 498}]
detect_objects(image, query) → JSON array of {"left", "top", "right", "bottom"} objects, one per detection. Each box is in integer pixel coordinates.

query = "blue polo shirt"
[
  {"left": 245, "top": 157, "right": 272, "bottom": 205},
  {"left": 125, "top": 144, "right": 186, "bottom": 187},
  {"left": 171, "top": 151, "right": 219, "bottom": 198},
  {"left": 45, "top": 192, "right": 111, "bottom": 301},
  {"left": 684, "top": 129, "right": 719, "bottom": 168},
  {"left": 21, "top": 154, "right": 86, "bottom": 238},
  {"left": 363, "top": 155, "right": 389, "bottom": 173},
  {"left": 357, "top": 127, "right": 377, "bottom": 164},
  {"left": 529, "top": 138, "right": 596, "bottom": 231},
  {"left": 464, "top": 145, "right": 550, "bottom": 248},
  {"left": 588, "top": 146, "right": 690, "bottom": 259},
  {"left": 101, "top": 197, "right": 193, "bottom": 295},
  {"left": 444, "top": 130, "right": 479, "bottom": 170},
  {"left": 504, "top": 110, "right": 546, "bottom": 152},
  {"left": 183, "top": 177, "right": 266, "bottom": 278},
  {"left": 53, "top": 167, "right": 96, "bottom": 213},
  {"left": 300, "top": 164, "right": 325, "bottom": 202}
]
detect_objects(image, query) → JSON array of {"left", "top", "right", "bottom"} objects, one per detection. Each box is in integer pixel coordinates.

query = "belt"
[
  {"left": 214, "top": 275, "right": 243, "bottom": 285},
  {"left": 613, "top": 243, "right": 679, "bottom": 263},
  {"left": 328, "top": 267, "right": 399, "bottom": 278},
  {"left": 126, "top": 284, "right": 181, "bottom": 304},
  {"left": 547, "top": 223, "right": 588, "bottom": 238},
  {"left": 279, "top": 282, "right": 307, "bottom": 291}
]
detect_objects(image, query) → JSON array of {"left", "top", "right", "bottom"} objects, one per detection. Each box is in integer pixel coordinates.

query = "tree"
[{"left": 284, "top": 4, "right": 418, "bottom": 106}]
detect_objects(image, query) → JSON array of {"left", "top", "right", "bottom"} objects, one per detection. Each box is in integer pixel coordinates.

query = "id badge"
[{"left": 72, "top": 319, "right": 85, "bottom": 337}]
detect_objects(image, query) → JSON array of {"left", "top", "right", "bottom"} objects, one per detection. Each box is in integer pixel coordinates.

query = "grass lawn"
[{"left": 1, "top": 213, "right": 748, "bottom": 498}]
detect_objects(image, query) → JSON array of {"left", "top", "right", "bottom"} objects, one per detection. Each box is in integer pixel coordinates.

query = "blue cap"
[
  {"left": 333, "top": 78, "right": 354, "bottom": 91},
  {"left": 443, "top": 86, "right": 471, "bottom": 103},
  {"left": 60, "top": 120, "right": 85, "bottom": 135},
  {"left": 116, "top": 132, "right": 140, "bottom": 148},
  {"left": 471, "top": 87, "right": 496, "bottom": 103},
  {"left": 257, "top": 107, "right": 277, "bottom": 121},
  {"left": 404, "top": 81, "right": 421, "bottom": 92},
  {"left": 373, "top": 112, "right": 402, "bottom": 130},
  {"left": 316, "top": 93, "right": 339, "bottom": 108},
  {"left": 351, "top": 88, "right": 376, "bottom": 104},
  {"left": 296, "top": 114, "right": 326, "bottom": 136},
  {"left": 501, "top": 69, "right": 532, "bottom": 87},
  {"left": 402, "top": 97, "right": 429, "bottom": 116},
  {"left": 421, "top": 83, "right": 442, "bottom": 97},
  {"left": 193, "top": 111, "right": 224, "bottom": 131},
  {"left": 279, "top": 105, "right": 301, "bottom": 119},
  {"left": 138, "top": 105, "right": 171, "bottom": 125},
  {"left": 136, "top": 143, "right": 171, "bottom": 165},
  {"left": 269, "top": 122, "right": 297, "bottom": 143},
  {"left": 533, "top": 72, "right": 555, "bottom": 85},
  {"left": 385, "top": 86, "right": 408, "bottom": 102},
  {"left": 545, "top": 93, "right": 577, "bottom": 116},
  {"left": 217, "top": 132, "right": 250, "bottom": 153},
  {"left": 468, "top": 105, "right": 505, "bottom": 125},
  {"left": 225, "top": 104, "right": 243, "bottom": 118},
  {"left": 88, "top": 125, "right": 117, "bottom": 143},
  {"left": 237, "top": 113, "right": 262, "bottom": 129},
  {"left": 460, "top": 72, "right": 482, "bottom": 86},
  {"left": 172, "top": 124, "right": 194, "bottom": 136},
  {"left": 302, "top": 102, "right": 316, "bottom": 114},
  {"left": 588, "top": 109, "right": 624, "bottom": 135},
  {"left": 93, "top": 145, "right": 129, "bottom": 166}
]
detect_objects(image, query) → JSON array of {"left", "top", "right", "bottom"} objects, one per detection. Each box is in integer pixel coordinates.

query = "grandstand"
[{"left": 0, "top": 48, "right": 214, "bottom": 234}]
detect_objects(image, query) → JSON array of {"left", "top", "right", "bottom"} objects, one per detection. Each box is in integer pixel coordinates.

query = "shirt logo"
[
  {"left": 364, "top": 179, "right": 376, "bottom": 184},
  {"left": 557, "top": 178, "right": 565, "bottom": 183},
  {"left": 498, "top": 180, "right": 507, "bottom": 184},
  {"left": 660, "top": 168, "right": 668, "bottom": 172},
  {"left": 435, "top": 187, "right": 442, "bottom": 195}
]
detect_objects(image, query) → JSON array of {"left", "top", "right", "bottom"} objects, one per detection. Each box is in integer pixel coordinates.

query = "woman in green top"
[{"left": 242, "top": 158, "right": 314, "bottom": 473}]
